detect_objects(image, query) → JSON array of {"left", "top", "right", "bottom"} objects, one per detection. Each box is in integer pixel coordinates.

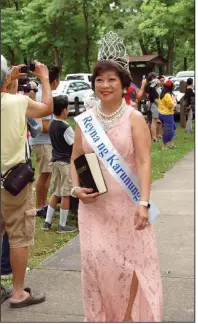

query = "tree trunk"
[
  {"left": 74, "top": 39, "right": 82, "bottom": 72},
  {"left": 180, "top": 97, "right": 186, "bottom": 128},
  {"left": 184, "top": 57, "right": 187, "bottom": 70},
  {"left": 14, "top": 2, "right": 19, "bottom": 10},
  {"left": 155, "top": 37, "right": 163, "bottom": 56},
  {"left": 9, "top": 47, "right": 15, "bottom": 65},
  {"left": 166, "top": 37, "right": 174, "bottom": 75},
  {"left": 155, "top": 37, "right": 165, "bottom": 74},
  {"left": 139, "top": 38, "right": 148, "bottom": 55},
  {"left": 83, "top": 0, "right": 90, "bottom": 72},
  {"left": 54, "top": 47, "right": 61, "bottom": 67}
]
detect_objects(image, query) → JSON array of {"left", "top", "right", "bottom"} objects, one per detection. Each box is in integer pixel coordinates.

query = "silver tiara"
[{"left": 97, "top": 31, "right": 129, "bottom": 71}]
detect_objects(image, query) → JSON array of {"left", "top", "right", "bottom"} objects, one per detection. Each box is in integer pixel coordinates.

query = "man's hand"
[
  {"left": 141, "top": 79, "right": 147, "bottom": 89},
  {"left": 31, "top": 60, "right": 49, "bottom": 81},
  {"left": 9, "top": 65, "right": 27, "bottom": 80}
]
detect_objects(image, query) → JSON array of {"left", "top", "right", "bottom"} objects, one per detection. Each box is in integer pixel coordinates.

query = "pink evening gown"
[{"left": 78, "top": 106, "right": 163, "bottom": 322}]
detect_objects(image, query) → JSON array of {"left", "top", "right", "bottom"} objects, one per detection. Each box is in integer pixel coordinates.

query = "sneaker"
[
  {"left": 36, "top": 206, "right": 48, "bottom": 217},
  {"left": 1, "top": 267, "right": 30, "bottom": 280},
  {"left": 41, "top": 222, "right": 52, "bottom": 231},
  {"left": 0, "top": 285, "right": 12, "bottom": 304},
  {"left": 56, "top": 224, "right": 77, "bottom": 233}
]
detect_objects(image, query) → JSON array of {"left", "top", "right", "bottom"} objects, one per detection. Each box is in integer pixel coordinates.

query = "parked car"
[
  {"left": 173, "top": 71, "right": 195, "bottom": 85},
  {"left": 65, "top": 73, "right": 92, "bottom": 86},
  {"left": 172, "top": 79, "right": 195, "bottom": 118},
  {"left": 176, "top": 71, "right": 194, "bottom": 78},
  {"left": 54, "top": 80, "right": 93, "bottom": 115}
]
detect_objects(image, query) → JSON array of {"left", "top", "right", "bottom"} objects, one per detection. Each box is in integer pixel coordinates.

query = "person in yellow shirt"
[{"left": 158, "top": 80, "right": 176, "bottom": 150}]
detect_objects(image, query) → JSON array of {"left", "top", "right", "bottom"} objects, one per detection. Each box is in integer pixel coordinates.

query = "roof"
[{"left": 129, "top": 54, "right": 168, "bottom": 64}]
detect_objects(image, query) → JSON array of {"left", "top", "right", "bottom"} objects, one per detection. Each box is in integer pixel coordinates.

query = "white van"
[
  {"left": 65, "top": 73, "right": 92, "bottom": 86},
  {"left": 176, "top": 71, "right": 194, "bottom": 78}
]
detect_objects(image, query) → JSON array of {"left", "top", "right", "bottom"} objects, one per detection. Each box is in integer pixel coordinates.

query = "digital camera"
[
  {"left": 18, "top": 83, "right": 38, "bottom": 93},
  {"left": 20, "top": 62, "right": 35, "bottom": 73}
]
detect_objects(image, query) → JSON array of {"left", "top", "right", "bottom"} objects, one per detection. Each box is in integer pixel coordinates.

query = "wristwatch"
[
  {"left": 71, "top": 186, "right": 81, "bottom": 198},
  {"left": 139, "top": 200, "right": 150, "bottom": 208}
]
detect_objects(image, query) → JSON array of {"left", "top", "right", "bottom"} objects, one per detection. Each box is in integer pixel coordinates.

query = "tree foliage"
[{"left": 2, "top": 0, "right": 195, "bottom": 75}]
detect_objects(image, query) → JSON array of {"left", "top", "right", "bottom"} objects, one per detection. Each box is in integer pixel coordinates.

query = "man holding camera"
[
  {"left": 29, "top": 66, "right": 61, "bottom": 217},
  {"left": 1, "top": 55, "right": 53, "bottom": 307}
]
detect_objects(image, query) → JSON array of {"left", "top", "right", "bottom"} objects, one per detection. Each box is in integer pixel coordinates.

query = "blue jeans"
[{"left": 1, "top": 232, "right": 12, "bottom": 275}]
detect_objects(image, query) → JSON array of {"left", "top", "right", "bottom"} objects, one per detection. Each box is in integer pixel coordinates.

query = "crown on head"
[{"left": 97, "top": 31, "right": 129, "bottom": 71}]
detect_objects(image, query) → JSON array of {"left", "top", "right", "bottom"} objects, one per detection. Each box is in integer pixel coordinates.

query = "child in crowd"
[{"left": 41, "top": 95, "right": 77, "bottom": 233}]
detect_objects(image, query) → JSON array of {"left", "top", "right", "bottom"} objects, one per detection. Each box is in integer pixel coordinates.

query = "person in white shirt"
[{"left": 1, "top": 55, "right": 53, "bottom": 308}]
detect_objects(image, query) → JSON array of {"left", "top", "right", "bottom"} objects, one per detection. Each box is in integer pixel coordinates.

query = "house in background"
[{"left": 129, "top": 54, "right": 168, "bottom": 87}]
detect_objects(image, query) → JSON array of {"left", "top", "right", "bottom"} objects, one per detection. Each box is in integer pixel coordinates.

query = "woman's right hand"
[{"left": 74, "top": 187, "right": 100, "bottom": 204}]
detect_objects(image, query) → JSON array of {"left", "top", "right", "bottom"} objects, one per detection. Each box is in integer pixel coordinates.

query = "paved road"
[{"left": 1, "top": 151, "right": 194, "bottom": 322}]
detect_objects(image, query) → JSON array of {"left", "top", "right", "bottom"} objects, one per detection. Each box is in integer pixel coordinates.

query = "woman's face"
[{"left": 94, "top": 70, "right": 123, "bottom": 103}]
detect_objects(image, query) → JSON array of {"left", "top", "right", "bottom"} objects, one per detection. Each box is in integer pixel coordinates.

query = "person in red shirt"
[{"left": 124, "top": 83, "right": 139, "bottom": 108}]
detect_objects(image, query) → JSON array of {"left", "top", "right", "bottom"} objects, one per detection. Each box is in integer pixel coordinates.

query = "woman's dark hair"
[
  {"left": 91, "top": 60, "right": 132, "bottom": 90},
  {"left": 160, "top": 84, "right": 174, "bottom": 99},
  {"left": 53, "top": 95, "right": 68, "bottom": 116},
  {"left": 147, "top": 72, "right": 157, "bottom": 82},
  {"left": 48, "top": 66, "right": 61, "bottom": 85},
  {"left": 18, "top": 76, "right": 30, "bottom": 86},
  {"left": 187, "top": 77, "right": 193, "bottom": 86}
]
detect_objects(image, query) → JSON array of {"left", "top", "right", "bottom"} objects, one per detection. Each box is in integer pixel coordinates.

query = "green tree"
[{"left": 1, "top": 0, "right": 195, "bottom": 76}]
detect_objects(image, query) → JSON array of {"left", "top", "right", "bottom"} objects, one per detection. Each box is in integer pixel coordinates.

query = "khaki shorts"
[
  {"left": 31, "top": 144, "right": 52, "bottom": 174},
  {"left": 0, "top": 183, "right": 36, "bottom": 248},
  {"left": 52, "top": 161, "right": 72, "bottom": 197}
]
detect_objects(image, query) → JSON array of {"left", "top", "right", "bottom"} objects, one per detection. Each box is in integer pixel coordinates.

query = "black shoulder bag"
[{"left": 1, "top": 142, "right": 35, "bottom": 196}]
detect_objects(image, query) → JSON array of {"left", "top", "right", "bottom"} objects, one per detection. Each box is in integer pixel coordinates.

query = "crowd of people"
[
  {"left": 125, "top": 73, "right": 194, "bottom": 150},
  {"left": 0, "top": 30, "right": 195, "bottom": 321}
]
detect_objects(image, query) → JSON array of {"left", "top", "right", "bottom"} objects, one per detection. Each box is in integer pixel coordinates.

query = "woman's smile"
[{"left": 100, "top": 91, "right": 113, "bottom": 96}]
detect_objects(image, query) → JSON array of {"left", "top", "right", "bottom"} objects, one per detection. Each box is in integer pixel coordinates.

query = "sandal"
[
  {"left": 169, "top": 145, "right": 176, "bottom": 149},
  {"left": 10, "top": 287, "right": 46, "bottom": 308}
]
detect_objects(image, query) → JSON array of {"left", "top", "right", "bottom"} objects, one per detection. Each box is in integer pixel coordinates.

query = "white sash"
[{"left": 75, "top": 110, "right": 160, "bottom": 224}]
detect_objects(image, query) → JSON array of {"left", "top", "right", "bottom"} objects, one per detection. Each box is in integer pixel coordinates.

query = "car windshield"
[
  {"left": 56, "top": 82, "right": 68, "bottom": 93},
  {"left": 67, "top": 76, "right": 84, "bottom": 81}
]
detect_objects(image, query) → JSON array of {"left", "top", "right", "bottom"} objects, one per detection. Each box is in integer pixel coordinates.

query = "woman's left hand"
[{"left": 134, "top": 205, "right": 149, "bottom": 230}]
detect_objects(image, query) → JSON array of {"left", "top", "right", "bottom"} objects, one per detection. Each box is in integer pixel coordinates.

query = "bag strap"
[
  {"left": 1, "top": 163, "right": 21, "bottom": 180},
  {"left": 25, "top": 141, "right": 31, "bottom": 162}
]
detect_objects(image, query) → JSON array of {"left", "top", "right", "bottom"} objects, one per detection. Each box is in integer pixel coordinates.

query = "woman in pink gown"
[{"left": 71, "top": 60, "right": 163, "bottom": 322}]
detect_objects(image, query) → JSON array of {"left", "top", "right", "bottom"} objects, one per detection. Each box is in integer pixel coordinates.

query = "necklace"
[{"left": 96, "top": 100, "right": 126, "bottom": 132}]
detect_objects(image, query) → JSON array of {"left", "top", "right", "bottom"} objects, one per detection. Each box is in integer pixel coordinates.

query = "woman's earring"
[{"left": 123, "top": 89, "right": 127, "bottom": 94}]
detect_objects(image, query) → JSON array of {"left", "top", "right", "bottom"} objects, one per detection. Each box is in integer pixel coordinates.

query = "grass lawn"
[
  {"left": 151, "top": 123, "right": 194, "bottom": 181},
  {"left": 3, "top": 118, "right": 194, "bottom": 286}
]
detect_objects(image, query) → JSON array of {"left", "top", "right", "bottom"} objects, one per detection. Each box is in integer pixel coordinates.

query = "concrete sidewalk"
[{"left": 1, "top": 151, "right": 194, "bottom": 322}]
